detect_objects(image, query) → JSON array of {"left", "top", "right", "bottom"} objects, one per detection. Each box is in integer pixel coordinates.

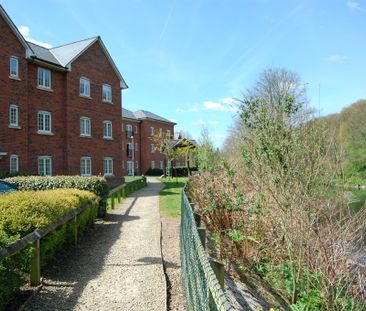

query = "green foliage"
[
  {"left": 4, "top": 175, "right": 109, "bottom": 217},
  {"left": 159, "top": 177, "right": 187, "bottom": 218},
  {"left": 167, "top": 166, "right": 198, "bottom": 177},
  {"left": 197, "top": 127, "right": 218, "bottom": 173},
  {"left": 0, "top": 189, "right": 97, "bottom": 309}
]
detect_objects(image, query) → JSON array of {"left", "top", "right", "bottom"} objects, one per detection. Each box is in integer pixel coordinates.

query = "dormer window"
[
  {"left": 9, "top": 57, "right": 19, "bottom": 78},
  {"left": 37, "top": 67, "right": 51, "bottom": 89},
  {"left": 102, "top": 84, "right": 112, "bottom": 103},
  {"left": 80, "top": 77, "right": 90, "bottom": 97}
]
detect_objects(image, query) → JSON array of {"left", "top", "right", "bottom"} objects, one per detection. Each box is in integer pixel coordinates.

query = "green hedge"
[
  {"left": 145, "top": 168, "right": 164, "bottom": 176},
  {"left": 5, "top": 175, "right": 109, "bottom": 217},
  {"left": 166, "top": 166, "right": 198, "bottom": 177},
  {"left": 0, "top": 189, "right": 98, "bottom": 309}
]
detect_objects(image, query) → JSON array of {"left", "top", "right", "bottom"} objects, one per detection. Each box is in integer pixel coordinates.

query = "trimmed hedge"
[
  {"left": 145, "top": 168, "right": 164, "bottom": 176},
  {"left": 5, "top": 176, "right": 109, "bottom": 217},
  {"left": 166, "top": 166, "right": 198, "bottom": 177},
  {"left": 0, "top": 189, "right": 98, "bottom": 308}
]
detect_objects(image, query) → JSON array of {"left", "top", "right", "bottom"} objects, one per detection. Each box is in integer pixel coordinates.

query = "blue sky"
[{"left": 3, "top": 0, "right": 366, "bottom": 146}]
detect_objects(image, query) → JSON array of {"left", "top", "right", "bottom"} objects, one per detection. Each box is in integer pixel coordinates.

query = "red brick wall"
[
  {"left": 121, "top": 119, "right": 141, "bottom": 176},
  {"left": 0, "top": 14, "right": 29, "bottom": 175},
  {"left": 139, "top": 120, "right": 174, "bottom": 174},
  {"left": 65, "top": 41, "right": 123, "bottom": 185}
]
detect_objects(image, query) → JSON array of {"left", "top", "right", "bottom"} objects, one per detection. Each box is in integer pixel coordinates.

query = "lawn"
[
  {"left": 159, "top": 177, "right": 188, "bottom": 218},
  {"left": 124, "top": 176, "right": 143, "bottom": 183}
]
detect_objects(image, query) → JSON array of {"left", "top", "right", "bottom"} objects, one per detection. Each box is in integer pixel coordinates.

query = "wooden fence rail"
[{"left": 0, "top": 176, "right": 147, "bottom": 286}]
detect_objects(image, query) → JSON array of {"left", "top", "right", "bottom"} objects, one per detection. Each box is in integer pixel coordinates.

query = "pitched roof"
[
  {"left": 50, "top": 37, "right": 98, "bottom": 67},
  {"left": 122, "top": 108, "right": 139, "bottom": 120},
  {"left": 27, "top": 42, "right": 62, "bottom": 66},
  {"left": 133, "top": 110, "right": 176, "bottom": 124}
]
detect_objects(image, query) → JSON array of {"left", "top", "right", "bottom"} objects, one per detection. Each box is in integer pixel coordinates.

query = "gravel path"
[
  {"left": 161, "top": 218, "right": 186, "bottom": 310},
  {"left": 22, "top": 177, "right": 166, "bottom": 311}
]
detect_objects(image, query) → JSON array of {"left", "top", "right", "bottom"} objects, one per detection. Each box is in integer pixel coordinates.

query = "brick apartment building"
[
  {"left": 122, "top": 108, "right": 175, "bottom": 175},
  {"left": 0, "top": 5, "right": 127, "bottom": 185}
]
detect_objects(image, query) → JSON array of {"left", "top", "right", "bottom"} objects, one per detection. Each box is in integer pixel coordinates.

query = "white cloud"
[
  {"left": 18, "top": 25, "right": 52, "bottom": 48},
  {"left": 203, "top": 99, "right": 238, "bottom": 112},
  {"left": 324, "top": 54, "right": 348, "bottom": 63},
  {"left": 208, "top": 120, "right": 219, "bottom": 125},
  {"left": 193, "top": 119, "right": 205, "bottom": 125},
  {"left": 346, "top": 1, "right": 366, "bottom": 13}
]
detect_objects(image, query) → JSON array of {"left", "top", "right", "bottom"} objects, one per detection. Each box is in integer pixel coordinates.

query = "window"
[
  {"left": 150, "top": 126, "right": 154, "bottom": 136},
  {"left": 160, "top": 161, "right": 164, "bottom": 170},
  {"left": 159, "top": 128, "right": 163, "bottom": 137},
  {"left": 104, "top": 157, "right": 113, "bottom": 176},
  {"left": 167, "top": 129, "right": 171, "bottom": 138},
  {"left": 135, "top": 161, "right": 138, "bottom": 169},
  {"left": 80, "top": 157, "right": 92, "bottom": 176},
  {"left": 10, "top": 57, "right": 19, "bottom": 78},
  {"left": 37, "top": 67, "right": 51, "bottom": 89},
  {"left": 135, "top": 125, "right": 138, "bottom": 134},
  {"left": 103, "top": 121, "right": 112, "bottom": 139},
  {"left": 126, "top": 124, "right": 133, "bottom": 138},
  {"left": 150, "top": 144, "right": 155, "bottom": 153},
  {"left": 80, "top": 117, "right": 91, "bottom": 137},
  {"left": 10, "top": 155, "right": 19, "bottom": 173},
  {"left": 127, "top": 143, "right": 133, "bottom": 157},
  {"left": 79, "top": 77, "right": 90, "bottom": 97},
  {"left": 9, "top": 105, "right": 19, "bottom": 127},
  {"left": 38, "top": 156, "right": 52, "bottom": 176},
  {"left": 151, "top": 160, "right": 155, "bottom": 169},
  {"left": 38, "top": 111, "right": 52, "bottom": 133},
  {"left": 102, "top": 84, "right": 112, "bottom": 103}
]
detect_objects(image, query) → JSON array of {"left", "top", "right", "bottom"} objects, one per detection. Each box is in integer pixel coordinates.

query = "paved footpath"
[{"left": 23, "top": 177, "right": 166, "bottom": 311}]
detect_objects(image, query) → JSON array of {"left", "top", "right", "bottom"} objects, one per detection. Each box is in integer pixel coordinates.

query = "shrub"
[
  {"left": 0, "top": 189, "right": 98, "bottom": 309},
  {"left": 168, "top": 166, "right": 198, "bottom": 177},
  {"left": 145, "top": 168, "right": 163, "bottom": 176},
  {"left": 5, "top": 176, "right": 109, "bottom": 217}
]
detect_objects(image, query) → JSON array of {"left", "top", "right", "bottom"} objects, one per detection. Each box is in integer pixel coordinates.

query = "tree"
[{"left": 196, "top": 127, "right": 217, "bottom": 173}]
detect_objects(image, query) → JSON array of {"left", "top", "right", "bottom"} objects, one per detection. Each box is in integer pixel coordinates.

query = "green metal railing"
[{"left": 180, "top": 185, "right": 236, "bottom": 311}]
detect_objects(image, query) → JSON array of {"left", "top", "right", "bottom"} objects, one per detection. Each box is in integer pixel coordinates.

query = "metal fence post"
[{"left": 30, "top": 238, "right": 41, "bottom": 286}]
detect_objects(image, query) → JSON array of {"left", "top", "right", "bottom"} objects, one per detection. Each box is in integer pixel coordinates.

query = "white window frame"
[
  {"left": 150, "top": 143, "right": 155, "bottom": 153},
  {"left": 80, "top": 157, "right": 92, "bottom": 176},
  {"left": 38, "top": 111, "right": 52, "bottom": 134},
  {"left": 102, "top": 84, "right": 112, "bottom": 103},
  {"left": 9, "top": 56, "right": 19, "bottom": 78},
  {"left": 167, "top": 129, "right": 171, "bottom": 138},
  {"left": 159, "top": 128, "right": 163, "bottom": 137},
  {"left": 80, "top": 77, "right": 90, "bottom": 97},
  {"left": 135, "top": 161, "right": 139, "bottom": 169},
  {"left": 10, "top": 155, "right": 19, "bottom": 173},
  {"left": 160, "top": 160, "right": 164, "bottom": 170},
  {"left": 103, "top": 121, "right": 113, "bottom": 139},
  {"left": 151, "top": 160, "right": 155, "bottom": 169},
  {"left": 150, "top": 126, "right": 154, "bottom": 136},
  {"left": 104, "top": 157, "right": 113, "bottom": 176},
  {"left": 127, "top": 143, "right": 133, "bottom": 157},
  {"left": 126, "top": 124, "right": 133, "bottom": 138},
  {"left": 37, "top": 67, "right": 51, "bottom": 89},
  {"left": 9, "top": 104, "right": 19, "bottom": 127},
  {"left": 80, "top": 117, "right": 91, "bottom": 137},
  {"left": 38, "top": 156, "right": 52, "bottom": 176}
]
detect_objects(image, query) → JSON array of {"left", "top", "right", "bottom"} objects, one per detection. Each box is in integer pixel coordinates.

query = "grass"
[
  {"left": 124, "top": 176, "right": 142, "bottom": 183},
  {"left": 159, "top": 177, "right": 188, "bottom": 218}
]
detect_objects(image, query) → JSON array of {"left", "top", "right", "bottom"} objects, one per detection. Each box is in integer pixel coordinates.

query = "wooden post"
[
  {"left": 193, "top": 212, "right": 201, "bottom": 227},
  {"left": 197, "top": 227, "right": 206, "bottom": 249},
  {"left": 74, "top": 215, "right": 78, "bottom": 245},
  {"left": 209, "top": 258, "right": 225, "bottom": 289},
  {"left": 111, "top": 194, "right": 115, "bottom": 209},
  {"left": 30, "top": 238, "right": 41, "bottom": 286}
]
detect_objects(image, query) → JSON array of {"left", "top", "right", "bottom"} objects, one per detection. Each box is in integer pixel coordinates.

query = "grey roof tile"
[
  {"left": 27, "top": 42, "right": 62, "bottom": 66},
  {"left": 122, "top": 108, "right": 138, "bottom": 120},
  {"left": 133, "top": 110, "right": 175, "bottom": 124}
]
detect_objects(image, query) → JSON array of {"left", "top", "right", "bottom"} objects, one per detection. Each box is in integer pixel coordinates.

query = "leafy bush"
[
  {"left": 168, "top": 166, "right": 198, "bottom": 177},
  {"left": 145, "top": 168, "right": 163, "bottom": 176},
  {"left": 5, "top": 176, "right": 109, "bottom": 217},
  {"left": 0, "top": 189, "right": 98, "bottom": 309}
]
